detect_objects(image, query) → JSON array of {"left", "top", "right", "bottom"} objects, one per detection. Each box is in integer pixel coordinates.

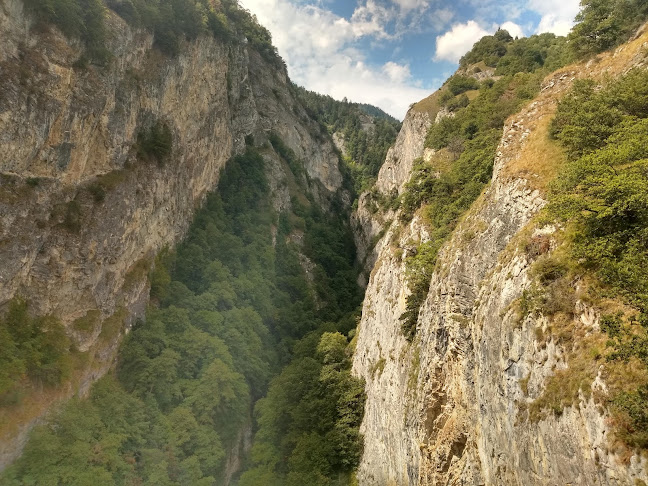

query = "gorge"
[{"left": 1, "top": 0, "right": 648, "bottom": 484}]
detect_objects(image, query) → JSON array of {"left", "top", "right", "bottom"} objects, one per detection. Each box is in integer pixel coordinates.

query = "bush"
[
  {"left": 63, "top": 199, "right": 82, "bottom": 232},
  {"left": 569, "top": 0, "right": 648, "bottom": 57},
  {"left": 137, "top": 120, "right": 173, "bottom": 162},
  {"left": 0, "top": 299, "right": 71, "bottom": 398},
  {"left": 445, "top": 93, "right": 470, "bottom": 112},
  {"left": 446, "top": 75, "right": 479, "bottom": 96},
  {"left": 460, "top": 29, "right": 512, "bottom": 67},
  {"left": 549, "top": 70, "right": 648, "bottom": 316},
  {"left": 24, "top": 0, "right": 108, "bottom": 61}
]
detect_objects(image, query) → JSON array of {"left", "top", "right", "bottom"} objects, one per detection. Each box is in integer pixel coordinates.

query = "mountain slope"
[
  {"left": 351, "top": 21, "right": 648, "bottom": 486},
  {"left": 0, "top": 0, "right": 345, "bottom": 470}
]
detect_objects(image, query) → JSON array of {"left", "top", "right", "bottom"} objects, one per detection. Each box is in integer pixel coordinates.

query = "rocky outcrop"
[
  {"left": 351, "top": 103, "right": 433, "bottom": 276},
  {"left": 352, "top": 28, "right": 648, "bottom": 485},
  {"left": 0, "top": 0, "right": 343, "bottom": 469},
  {"left": 375, "top": 108, "right": 431, "bottom": 195}
]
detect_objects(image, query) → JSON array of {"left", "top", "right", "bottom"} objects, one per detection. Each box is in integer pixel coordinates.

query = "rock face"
[
  {"left": 351, "top": 105, "right": 432, "bottom": 276},
  {"left": 0, "top": 0, "right": 343, "bottom": 470},
  {"left": 375, "top": 108, "right": 431, "bottom": 195},
  {"left": 352, "top": 30, "right": 648, "bottom": 485}
]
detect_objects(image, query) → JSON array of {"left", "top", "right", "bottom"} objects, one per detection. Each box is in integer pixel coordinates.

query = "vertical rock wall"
[
  {"left": 352, "top": 29, "right": 648, "bottom": 485},
  {"left": 0, "top": 0, "right": 344, "bottom": 469}
]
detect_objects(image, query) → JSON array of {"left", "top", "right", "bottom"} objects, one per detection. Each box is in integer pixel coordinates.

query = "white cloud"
[
  {"left": 389, "top": 0, "right": 429, "bottom": 12},
  {"left": 428, "top": 8, "right": 455, "bottom": 31},
  {"left": 434, "top": 20, "right": 489, "bottom": 63},
  {"left": 350, "top": 0, "right": 395, "bottom": 38},
  {"left": 382, "top": 61, "right": 411, "bottom": 83},
  {"left": 500, "top": 21, "right": 524, "bottom": 39},
  {"left": 527, "top": 0, "right": 581, "bottom": 36},
  {"left": 433, "top": 20, "right": 528, "bottom": 65},
  {"left": 238, "top": 0, "right": 432, "bottom": 119}
]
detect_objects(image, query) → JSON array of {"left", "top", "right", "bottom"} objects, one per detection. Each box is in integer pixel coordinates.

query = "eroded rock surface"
[
  {"left": 0, "top": 0, "right": 343, "bottom": 469},
  {"left": 352, "top": 29, "right": 648, "bottom": 485}
]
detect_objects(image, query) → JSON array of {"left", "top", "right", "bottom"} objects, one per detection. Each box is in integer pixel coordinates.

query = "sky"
[{"left": 237, "top": 0, "right": 582, "bottom": 120}]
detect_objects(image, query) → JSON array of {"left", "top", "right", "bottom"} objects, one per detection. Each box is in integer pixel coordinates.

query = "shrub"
[
  {"left": 137, "top": 120, "right": 173, "bottom": 162},
  {"left": 63, "top": 199, "right": 82, "bottom": 232},
  {"left": 569, "top": 0, "right": 648, "bottom": 57},
  {"left": 446, "top": 75, "right": 479, "bottom": 96},
  {"left": 0, "top": 299, "right": 71, "bottom": 398},
  {"left": 460, "top": 29, "right": 512, "bottom": 67},
  {"left": 87, "top": 182, "right": 106, "bottom": 202},
  {"left": 446, "top": 94, "right": 470, "bottom": 112}
]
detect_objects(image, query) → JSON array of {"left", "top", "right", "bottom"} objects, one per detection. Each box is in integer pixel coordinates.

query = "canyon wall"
[
  {"left": 352, "top": 27, "right": 648, "bottom": 485},
  {"left": 0, "top": 0, "right": 343, "bottom": 468}
]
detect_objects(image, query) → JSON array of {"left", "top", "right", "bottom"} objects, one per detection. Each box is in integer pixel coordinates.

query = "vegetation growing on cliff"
[
  {"left": 568, "top": 0, "right": 648, "bottom": 57},
  {"left": 2, "top": 143, "right": 364, "bottom": 484},
  {"left": 0, "top": 300, "right": 71, "bottom": 404},
  {"left": 459, "top": 29, "right": 571, "bottom": 73},
  {"left": 397, "top": 4, "right": 648, "bottom": 340},
  {"left": 294, "top": 86, "right": 401, "bottom": 195},
  {"left": 398, "top": 38, "right": 564, "bottom": 338},
  {"left": 23, "top": 0, "right": 282, "bottom": 64},
  {"left": 531, "top": 68, "right": 648, "bottom": 449}
]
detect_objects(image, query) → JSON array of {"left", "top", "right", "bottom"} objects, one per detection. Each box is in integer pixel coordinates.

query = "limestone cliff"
[
  {"left": 0, "top": 0, "right": 343, "bottom": 469},
  {"left": 352, "top": 99, "right": 435, "bottom": 275},
  {"left": 352, "top": 27, "right": 648, "bottom": 485}
]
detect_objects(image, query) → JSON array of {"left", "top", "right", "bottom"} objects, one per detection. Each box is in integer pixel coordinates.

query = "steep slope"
[
  {"left": 352, "top": 25, "right": 648, "bottom": 485},
  {"left": 0, "top": 0, "right": 344, "bottom": 469},
  {"left": 351, "top": 97, "right": 436, "bottom": 276}
]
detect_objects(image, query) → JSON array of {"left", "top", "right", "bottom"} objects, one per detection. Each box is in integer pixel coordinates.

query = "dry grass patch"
[
  {"left": 501, "top": 116, "right": 566, "bottom": 193},
  {"left": 412, "top": 90, "right": 441, "bottom": 117}
]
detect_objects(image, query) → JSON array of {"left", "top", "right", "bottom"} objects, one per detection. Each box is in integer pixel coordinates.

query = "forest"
[
  {"left": 294, "top": 86, "right": 401, "bottom": 195},
  {"left": 2, "top": 144, "right": 365, "bottom": 485}
]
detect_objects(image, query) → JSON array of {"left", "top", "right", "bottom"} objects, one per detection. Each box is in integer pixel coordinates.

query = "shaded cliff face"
[
  {"left": 352, "top": 28, "right": 648, "bottom": 486},
  {"left": 0, "top": 0, "right": 343, "bottom": 469}
]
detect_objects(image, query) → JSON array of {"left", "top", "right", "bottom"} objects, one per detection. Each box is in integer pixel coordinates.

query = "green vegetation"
[
  {"left": 549, "top": 69, "right": 648, "bottom": 319},
  {"left": 137, "top": 120, "right": 173, "bottom": 163},
  {"left": 3, "top": 140, "right": 364, "bottom": 484},
  {"left": 398, "top": 57, "right": 559, "bottom": 338},
  {"left": 23, "top": 0, "right": 109, "bottom": 62},
  {"left": 568, "top": 0, "right": 648, "bottom": 57},
  {"left": 63, "top": 199, "right": 83, "bottom": 232},
  {"left": 459, "top": 28, "right": 513, "bottom": 67},
  {"left": 23, "top": 0, "right": 282, "bottom": 64},
  {"left": 0, "top": 299, "right": 72, "bottom": 405},
  {"left": 546, "top": 68, "right": 648, "bottom": 449},
  {"left": 445, "top": 75, "right": 479, "bottom": 95},
  {"left": 459, "top": 29, "right": 571, "bottom": 73},
  {"left": 294, "top": 85, "right": 401, "bottom": 194},
  {"left": 495, "top": 34, "right": 571, "bottom": 75},
  {"left": 239, "top": 331, "right": 365, "bottom": 486}
]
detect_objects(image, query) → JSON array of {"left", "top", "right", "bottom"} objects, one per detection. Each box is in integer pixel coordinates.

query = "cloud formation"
[
  {"left": 528, "top": 0, "right": 581, "bottom": 36},
  {"left": 238, "top": 0, "right": 584, "bottom": 119},
  {"left": 434, "top": 20, "right": 489, "bottom": 63},
  {"left": 239, "top": 0, "right": 432, "bottom": 119}
]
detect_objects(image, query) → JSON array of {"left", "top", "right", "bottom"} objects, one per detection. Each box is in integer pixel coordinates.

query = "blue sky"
[{"left": 238, "top": 0, "right": 581, "bottom": 119}]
